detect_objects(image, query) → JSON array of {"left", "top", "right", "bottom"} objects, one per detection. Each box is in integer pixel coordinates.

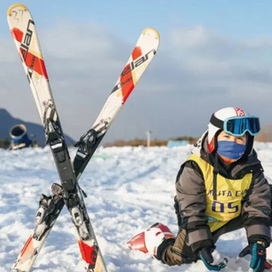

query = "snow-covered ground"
[{"left": 1, "top": 142, "right": 272, "bottom": 272}]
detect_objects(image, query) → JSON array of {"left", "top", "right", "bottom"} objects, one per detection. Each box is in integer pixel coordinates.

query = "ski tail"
[
  {"left": 73, "top": 28, "right": 160, "bottom": 177},
  {"left": 11, "top": 184, "right": 64, "bottom": 272}
]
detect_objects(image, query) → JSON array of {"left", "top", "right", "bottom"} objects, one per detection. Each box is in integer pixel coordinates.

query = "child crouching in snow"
[{"left": 128, "top": 107, "right": 271, "bottom": 272}]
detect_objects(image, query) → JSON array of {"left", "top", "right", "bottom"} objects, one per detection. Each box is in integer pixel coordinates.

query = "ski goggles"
[{"left": 210, "top": 115, "right": 260, "bottom": 136}]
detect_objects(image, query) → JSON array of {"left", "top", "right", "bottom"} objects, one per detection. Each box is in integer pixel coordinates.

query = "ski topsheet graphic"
[
  {"left": 7, "top": 4, "right": 50, "bottom": 120},
  {"left": 8, "top": 3, "right": 160, "bottom": 272},
  {"left": 73, "top": 27, "right": 160, "bottom": 178}
]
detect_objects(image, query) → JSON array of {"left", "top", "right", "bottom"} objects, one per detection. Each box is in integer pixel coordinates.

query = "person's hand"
[
  {"left": 239, "top": 240, "right": 266, "bottom": 272},
  {"left": 199, "top": 247, "right": 228, "bottom": 271}
]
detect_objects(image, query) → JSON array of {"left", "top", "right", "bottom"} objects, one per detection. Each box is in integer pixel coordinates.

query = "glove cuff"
[
  {"left": 249, "top": 235, "right": 270, "bottom": 248},
  {"left": 157, "top": 238, "right": 175, "bottom": 261},
  {"left": 191, "top": 239, "right": 215, "bottom": 253}
]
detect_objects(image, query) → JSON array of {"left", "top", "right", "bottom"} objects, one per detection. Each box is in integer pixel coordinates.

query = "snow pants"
[{"left": 164, "top": 192, "right": 272, "bottom": 266}]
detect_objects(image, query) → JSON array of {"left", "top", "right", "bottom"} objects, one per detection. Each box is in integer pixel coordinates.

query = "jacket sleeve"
[
  {"left": 175, "top": 161, "right": 214, "bottom": 253},
  {"left": 242, "top": 171, "right": 271, "bottom": 246}
]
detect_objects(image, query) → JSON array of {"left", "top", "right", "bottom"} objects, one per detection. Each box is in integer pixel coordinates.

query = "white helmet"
[
  {"left": 207, "top": 107, "right": 259, "bottom": 155},
  {"left": 127, "top": 223, "right": 175, "bottom": 259}
]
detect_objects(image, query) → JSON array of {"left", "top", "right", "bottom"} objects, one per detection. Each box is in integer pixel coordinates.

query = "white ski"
[{"left": 8, "top": 3, "right": 160, "bottom": 272}]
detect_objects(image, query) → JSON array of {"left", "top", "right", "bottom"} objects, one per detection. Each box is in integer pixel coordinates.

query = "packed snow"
[{"left": 1, "top": 142, "right": 272, "bottom": 272}]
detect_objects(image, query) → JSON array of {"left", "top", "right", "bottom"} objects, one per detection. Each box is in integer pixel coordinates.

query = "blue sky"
[
  {"left": 1, "top": 1, "right": 272, "bottom": 142},
  {"left": 2, "top": 1, "right": 272, "bottom": 39}
]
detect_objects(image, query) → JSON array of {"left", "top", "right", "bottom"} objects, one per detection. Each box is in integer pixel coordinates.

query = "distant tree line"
[
  {"left": 104, "top": 136, "right": 199, "bottom": 147},
  {"left": 105, "top": 127, "right": 272, "bottom": 147},
  {"left": 170, "top": 136, "right": 198, "bottom": 144},
  {"left": 1, "top": 127, "right": 272, "bottom": 149},
  {"left": 105, "top": 138, "right": 167, "bottom": 147},
  {"left": 255, "top": 124, "right": 272, "bottom": 142}
]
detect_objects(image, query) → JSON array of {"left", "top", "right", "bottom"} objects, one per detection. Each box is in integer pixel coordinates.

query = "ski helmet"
[{"left": 207, "top": 107, "right": 260, "bottom": 156}]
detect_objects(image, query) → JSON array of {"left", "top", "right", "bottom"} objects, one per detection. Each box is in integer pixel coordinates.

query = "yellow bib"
[{"left": 188, "top": 154, "right": 252, "bottom": 232}]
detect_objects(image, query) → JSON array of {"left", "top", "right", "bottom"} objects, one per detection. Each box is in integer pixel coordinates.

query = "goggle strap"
[{"left": 210, "top": 114, "right": 224, "bottom": 130}]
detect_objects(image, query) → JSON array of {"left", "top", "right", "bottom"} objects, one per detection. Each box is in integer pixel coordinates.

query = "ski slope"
[{"left": 1, "top": 142, "right": 272, "bottom": 272}]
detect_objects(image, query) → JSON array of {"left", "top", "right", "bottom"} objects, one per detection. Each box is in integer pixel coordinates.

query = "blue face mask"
[{"left": 217, "top": 140, "right": 246, "bottom": 160}]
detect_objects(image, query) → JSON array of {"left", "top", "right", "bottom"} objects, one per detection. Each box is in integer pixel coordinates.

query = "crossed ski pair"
[{"left": 7, "top": 3, "right": 160, "bottom": 272}]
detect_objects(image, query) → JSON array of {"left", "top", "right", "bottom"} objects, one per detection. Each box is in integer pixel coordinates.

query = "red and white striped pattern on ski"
[
  {"left": 10, "top": 27, "right": 49, "bottom": 80},
  {"left": 7, "top": 3, "right": 54, "bottom": 122},
  {"left": 93, "top": 28, "right": 160, "bottom": 134},
  {"left": 119, "top": 46, "right": 141, "bottom": 104}
]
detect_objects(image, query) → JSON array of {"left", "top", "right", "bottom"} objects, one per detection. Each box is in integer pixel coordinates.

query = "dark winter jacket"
[{"left": 175, "top": 131, "right": 271, "bottom": 253}]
